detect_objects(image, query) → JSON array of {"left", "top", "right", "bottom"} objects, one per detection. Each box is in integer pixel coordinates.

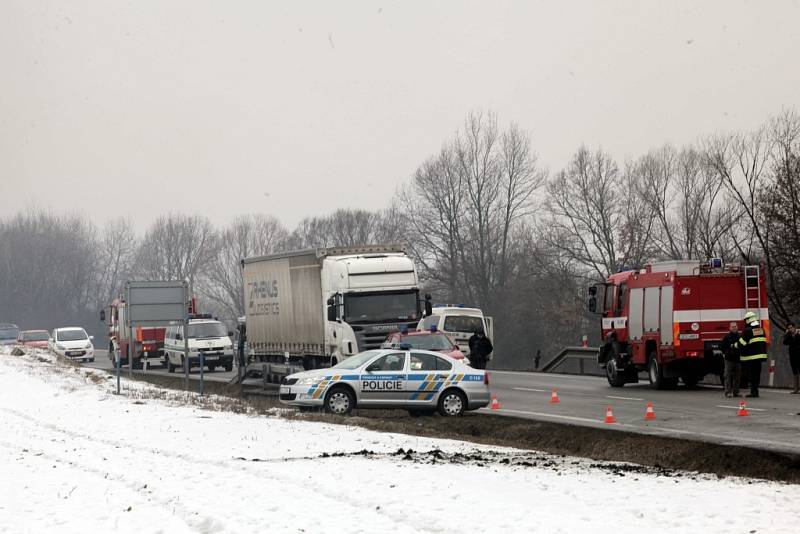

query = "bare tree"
[
  {"left": 202, "top": 214, "right": 289, "bottom": 319},
  {"left": 94, "top": 217, "right": 137, "bottom": 308},
  {"left": 545, "top": 146, "right": 652, "bottom": 279},
  {"left": 134, "top": 214, "right": 218, "bottom": 290}
]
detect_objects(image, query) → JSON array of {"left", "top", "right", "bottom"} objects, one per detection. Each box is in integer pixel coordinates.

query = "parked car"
[
  {"left": 0, "top": 323, "right": 20, "bottom": 346},
  {"left": 381, "top": 330, "right": 467, "bottom": 362},
  {"left": 18, "top": 330, "right": 50, "bottom": 349},
  {"left": 49, "top": 327, "right": 95, "bottom": 362},
  {"left": 163, "top": 317, "right": 234, "bottom": 373},
  {"left": 279, "top": 349, "right": 490, "bottom": 416}
]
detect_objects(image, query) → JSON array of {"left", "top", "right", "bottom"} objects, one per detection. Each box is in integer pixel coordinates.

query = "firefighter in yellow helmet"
[{"left": 735, "top": 311, "right": 768, "bottom": 398}]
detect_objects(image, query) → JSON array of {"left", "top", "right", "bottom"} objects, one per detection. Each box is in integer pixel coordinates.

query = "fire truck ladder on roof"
[{"left": 744, "top": 265, "right": 762, "bottom": 318}]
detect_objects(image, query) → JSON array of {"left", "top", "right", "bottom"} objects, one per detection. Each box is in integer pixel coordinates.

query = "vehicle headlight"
[
  {"left": 296, "top": 376, "right": 324, "bottom": 386},
  {"left": 223, "top": 343, "right": 233, "bottom": 350},
  {"left": 84, "top": 343, "right": 93, "bottom": 349},
  {"left": 56, "top": 344, "right": 66, "bottom": 350}
]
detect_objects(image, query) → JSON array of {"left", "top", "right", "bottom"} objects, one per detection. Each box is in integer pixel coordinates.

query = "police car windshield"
[
  {"left": 443, "top": 316, "right": 484, "bottom": 334},
  {"left": 331, "top": 351, "right": 382, "bottom": 370},
  {"left": 188, "top": 322, "right": 228, "bottom": 339},
  {"left": 403, "top": 333, "right": 453, "bottom": 350}
]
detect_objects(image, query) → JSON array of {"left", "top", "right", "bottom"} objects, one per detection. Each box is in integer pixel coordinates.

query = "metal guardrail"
[{"left": 541, "top": 346, "right": 601, "bottom": 375}]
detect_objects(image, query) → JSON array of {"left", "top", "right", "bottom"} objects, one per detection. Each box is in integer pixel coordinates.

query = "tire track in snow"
[{"left": 0, "top": 405, "right": 434, "bottom": 533}]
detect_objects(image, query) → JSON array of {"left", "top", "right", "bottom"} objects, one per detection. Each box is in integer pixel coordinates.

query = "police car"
[{"left": 279, "top": 348, "right": 491, "bottom": 416}]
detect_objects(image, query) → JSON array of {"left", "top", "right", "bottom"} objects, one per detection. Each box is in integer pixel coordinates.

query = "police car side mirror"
[{"left": 366, "top": 363, "right": 380, "bottom": 372}]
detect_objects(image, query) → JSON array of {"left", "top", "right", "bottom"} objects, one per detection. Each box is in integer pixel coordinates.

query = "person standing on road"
[
  {"left": 720, "top": 322, "right": 741, "bottom": 398},
  {"left": 534, "top": 349, "right": 541, "bottom": 370},
  {"left": 782, "top": 321, "right": 800, "bottom": 394},
  {"left": 469, "top": 331, "right": 492, "bottom": 370},
  {"left": 736, "top": 311, "right": 769, "bottom": 398}
]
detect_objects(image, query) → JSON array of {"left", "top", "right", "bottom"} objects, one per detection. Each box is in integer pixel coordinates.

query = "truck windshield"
[
  {"left": 442, "top": 316, "right": 484, "bottom": 334},
  {"left": 344, "top": 291, "right": 418, "bottom": 324},
  {"left": 188, "top": 322, "right": 228, "bottom": 339}
]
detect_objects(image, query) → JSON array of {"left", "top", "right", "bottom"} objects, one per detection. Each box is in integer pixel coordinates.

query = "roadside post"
[
  {"left": 115, "top": 346, "right": 121, "bottom": 395},
  {"left": 124, "top": 280, "right": 190, "bottom": 394},
  {"left": 183, "top": 312, "right": 190, "bottom": 392}
]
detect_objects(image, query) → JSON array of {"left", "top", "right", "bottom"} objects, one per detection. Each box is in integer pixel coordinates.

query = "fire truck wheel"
[
  {"left": 648, "top": 355, "right": 678, "bottom": 390},
  {"left": 605, "top": 359, "right": 626, "bottom": 387}
]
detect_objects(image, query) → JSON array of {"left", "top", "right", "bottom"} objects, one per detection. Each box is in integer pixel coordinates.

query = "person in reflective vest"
[{"left": 735, "top": 311, "right": 768, "bottom": 398}]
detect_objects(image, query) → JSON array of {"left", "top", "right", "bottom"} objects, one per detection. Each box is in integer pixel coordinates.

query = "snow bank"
[{"left": 1, "top": 348, "right": 798, "bottom": 533}]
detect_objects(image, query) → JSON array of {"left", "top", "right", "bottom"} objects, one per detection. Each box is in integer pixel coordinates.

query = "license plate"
[
  {"left": 280, "top": 386, "right": 290, "bottom": 395},
  {"left": 67, "top": 351, "right": 83, "bottom": 356},
  {"left": 204, "top": 356, "right": 219, "bottom": 361}
]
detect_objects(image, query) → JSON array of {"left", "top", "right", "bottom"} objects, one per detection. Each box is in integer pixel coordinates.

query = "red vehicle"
[
  {"left": 589, "top": 260, "right": 769, "bottom": 389},
  {"left": 18, "top": 329, "right": 50, "bottom": 349},
  {"left": 103, "top": 298, "right": 167, "bottom": 369},
  {"left": 381, "top": 330, "right": 467, "bottom": 361}
]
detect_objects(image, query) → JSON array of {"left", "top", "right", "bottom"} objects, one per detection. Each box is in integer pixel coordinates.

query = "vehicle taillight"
[{"left": 484, "top": 372, "right": 490, "bottom": 386}]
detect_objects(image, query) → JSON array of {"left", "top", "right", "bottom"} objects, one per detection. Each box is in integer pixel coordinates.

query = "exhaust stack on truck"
[{"left": 241, "top": 244, "right": 422, "bottom": 384}]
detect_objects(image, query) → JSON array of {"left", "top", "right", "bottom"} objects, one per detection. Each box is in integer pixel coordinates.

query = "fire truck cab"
[{"left": 589, "top": 259, "right": 769, "bottom": 389}]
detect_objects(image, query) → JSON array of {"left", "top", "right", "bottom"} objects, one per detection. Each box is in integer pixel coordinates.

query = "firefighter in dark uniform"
[{"left": 735, "top": 311, "right": 769, "bottom": 398}]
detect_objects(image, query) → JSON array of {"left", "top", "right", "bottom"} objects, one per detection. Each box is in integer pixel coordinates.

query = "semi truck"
[
  {"left": 241, "top": 244, "right": 424, "bottom": 383},
  {"left": 589, "top": 259, "right": 769, "bottom": 389}
]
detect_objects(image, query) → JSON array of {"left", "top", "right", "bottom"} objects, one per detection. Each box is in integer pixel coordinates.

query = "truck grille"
[{"left": 352, "top": 323, "right": 418, "bottom": 352}]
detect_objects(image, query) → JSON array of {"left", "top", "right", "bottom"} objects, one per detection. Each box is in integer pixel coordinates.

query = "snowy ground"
[{"left": 1, "top": 347, "right": 798, "bottom": 534}]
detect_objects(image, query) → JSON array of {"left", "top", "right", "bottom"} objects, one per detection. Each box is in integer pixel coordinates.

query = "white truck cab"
[
  {"left": 163, "top": 316, "right": 234, "bottom": 373},
  {"left": 418, "top": 305, "right": 494, "bottom": 360}
]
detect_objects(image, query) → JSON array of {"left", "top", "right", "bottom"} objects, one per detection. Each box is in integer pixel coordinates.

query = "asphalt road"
[
  {"left": 83, "top": 350, "right": 800, "bottom": 454},
  {"left": 483, "top": 370, "right": 800, "bottom": 454}
]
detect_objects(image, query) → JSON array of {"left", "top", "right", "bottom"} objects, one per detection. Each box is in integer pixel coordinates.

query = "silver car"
[{"left": 279, "top": 349, "right": 491, "bottom": 416}]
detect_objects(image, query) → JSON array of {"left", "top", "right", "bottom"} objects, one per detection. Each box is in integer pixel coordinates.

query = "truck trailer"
[
  {"left": 589, "top": 260, "right": 769, "bottom": 389},
  {"left": 241, "top": 244, "right": 423, "bottom": 383}
]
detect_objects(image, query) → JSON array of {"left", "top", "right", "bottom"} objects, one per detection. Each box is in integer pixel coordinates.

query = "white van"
[
  {"left": 163, "top": 318, "right": 234, "bottom": 373},
  {"left": 417, "top": 306, "right": 494, "bottom": 360}
]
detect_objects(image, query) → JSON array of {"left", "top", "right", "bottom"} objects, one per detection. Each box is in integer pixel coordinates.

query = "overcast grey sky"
[{"left": 2, "top": 0, "right": 799, "bottom": 231}]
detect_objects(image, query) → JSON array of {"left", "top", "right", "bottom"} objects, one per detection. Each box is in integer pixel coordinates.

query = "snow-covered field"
[{"left": 1, "top": 347, "right": 798, "bottom": 534}]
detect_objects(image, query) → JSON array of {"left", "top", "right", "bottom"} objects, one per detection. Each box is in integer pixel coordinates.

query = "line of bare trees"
[{"left": 2, "top": 108, "right": 799, "bottom": 368}]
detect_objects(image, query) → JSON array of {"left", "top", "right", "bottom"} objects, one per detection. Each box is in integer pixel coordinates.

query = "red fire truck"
[
  {"left": 589, "top": 260, "right": 769, "bottom": 389},
  {"left": 103, "top": 298, "right": 166, "bottom": 369}
]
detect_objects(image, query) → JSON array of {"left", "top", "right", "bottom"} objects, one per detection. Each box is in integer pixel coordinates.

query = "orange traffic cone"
[
  {"left": 737, "top": 401, "right": 749, "bottom": 417},
  {"left": 644, "top": 402, "right": 656, "bottom": 420},
  {"left": 490, "top": 395, "right": 502, "bottom": 410},
  {"left": 550, "top": 389, "right": 560, "bottom": 404},
  {"left": 604, "top": 405, "right": 617, "bottom": 424}
]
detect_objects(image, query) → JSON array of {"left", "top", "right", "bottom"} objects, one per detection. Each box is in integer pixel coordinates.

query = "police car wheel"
[
  {"left": 324, "top": 386, "right": 354, "bottom": 415},
  {"left": 438, "top": 389, "right": 466, "bottom": 417}
]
